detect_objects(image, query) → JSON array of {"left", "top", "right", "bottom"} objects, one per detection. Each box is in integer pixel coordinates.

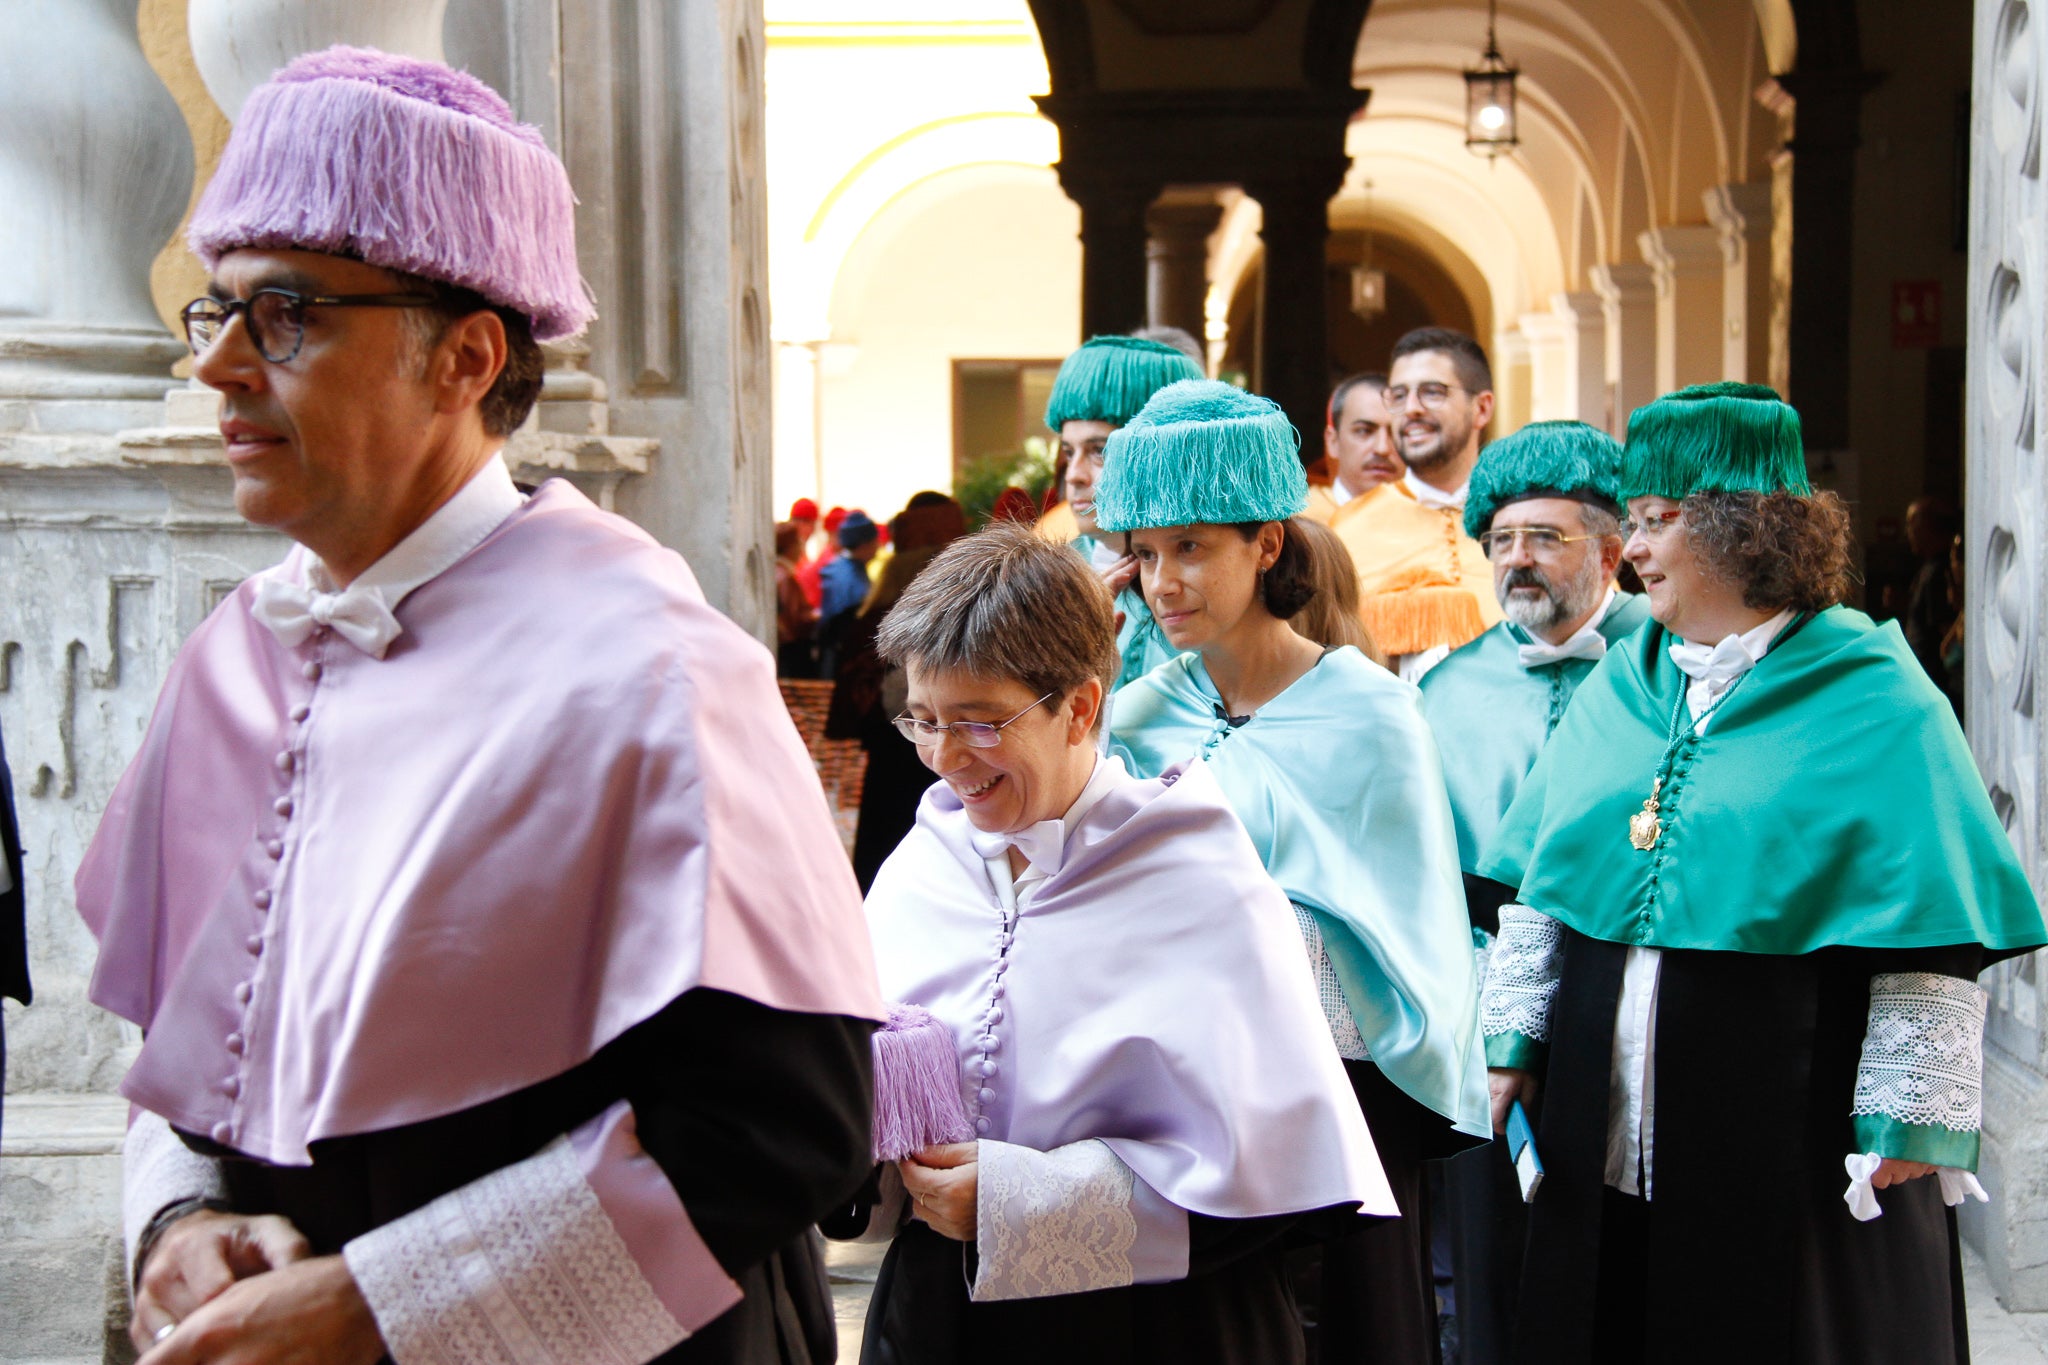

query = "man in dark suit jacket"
[{"left": 0, "top": 721, "right": 29, "bottom": 1145}]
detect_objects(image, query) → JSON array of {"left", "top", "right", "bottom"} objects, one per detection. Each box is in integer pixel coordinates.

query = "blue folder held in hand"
[{"left": 1506, "top": 1100, "right": 1544, "bottom": 1203}]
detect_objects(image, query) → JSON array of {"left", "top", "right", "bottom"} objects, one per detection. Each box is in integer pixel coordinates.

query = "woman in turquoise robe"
[
  {"left": 1478, "top": 384, "right": 2047, "bottom": 1365},
  {"left": 1096, "top": 379, "right": 1489, "bottom": 1364}
]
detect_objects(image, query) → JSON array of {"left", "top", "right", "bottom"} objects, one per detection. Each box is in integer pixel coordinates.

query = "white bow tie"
[
  {"left": 1668, "top": 635, "right": 1757, "bottom": 689},
  {"left": 969, "top": 819, "right": 1067, "bottom": 879},
  {"left": 251, "top": 575, "right": 403, "bottom": 659},
  {"left": 1517, "top": 632, "right": 1607, "bottom": 670}
]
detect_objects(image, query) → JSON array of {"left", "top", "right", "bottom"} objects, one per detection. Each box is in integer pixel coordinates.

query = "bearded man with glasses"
[
  {"left": 76, "top": 46, "right": 885, "bottom": 1365},
  {"left": 1334, "top": 327, "right": 1504, "bottom": 681},
  {"left": 1414, "top": 420, "right": 1647, "bottom": 1365}
]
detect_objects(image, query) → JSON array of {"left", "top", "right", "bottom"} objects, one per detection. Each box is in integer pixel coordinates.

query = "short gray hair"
[{"left": 876, "top": 523, "right": 1119, "bottom": 726}]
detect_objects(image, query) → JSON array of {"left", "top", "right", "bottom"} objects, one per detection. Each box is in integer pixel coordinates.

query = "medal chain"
[{"left": 1629, "top": 667, "right": 1750, "bottom": 852}]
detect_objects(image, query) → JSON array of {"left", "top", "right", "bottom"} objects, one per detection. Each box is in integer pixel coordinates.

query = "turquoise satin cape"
[
  {"left": 1112, "top": 647, "right": 1490, "bottom": 1137},
  {"left": 1481, "top": 606, "right": 2046, "bottom": 956},
  {"left": 1419, "top": 595, "right": 1651, "bottom": 873},
  {"left": 1075, "top": 533, "right": 1180, "bottom": 689}
]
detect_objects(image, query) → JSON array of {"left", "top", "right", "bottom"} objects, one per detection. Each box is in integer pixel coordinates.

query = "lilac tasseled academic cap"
[{"left": 188, "top": 46, "right": 594, "bottom": 341}]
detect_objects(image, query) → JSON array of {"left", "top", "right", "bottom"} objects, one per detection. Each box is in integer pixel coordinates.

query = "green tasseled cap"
[
  {"left": 1044, "top": 335, "right": 1205, "bottom": 431},
  {"left": 1464, "top": 421, "right": 1625, "bottom": 539},
  {"left": 1094, "top": 379, "right": 1307, "bottom": 532},
  {"left": 1620, "top": 382, "right": 1812, "bottom": 501}
]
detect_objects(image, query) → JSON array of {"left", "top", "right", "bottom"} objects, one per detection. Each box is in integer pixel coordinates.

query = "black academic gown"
[
  {"left": 0, "top": 724, "right": 28, "bottom": 1145},
  {"left": 178, "top": 989, "right": 877, "bottom": 1365},
  {"left": 846, "top": 1195, "right": 1347, "bottom": 1365},
  {"left": 1512, "top": 931, "right": 1978, "bottom": 1365}
]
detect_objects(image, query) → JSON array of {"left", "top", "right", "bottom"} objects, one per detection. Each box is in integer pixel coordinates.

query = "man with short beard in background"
[
  {"left": 1303, "top": 372, "right": 1406, "bottom": 526},
  {"left": 1416, "top": 420, "right": 1647, "bottom": 1365},
  {"left": 1336, "top": 327, "right": 1503, "bottom": 679}
]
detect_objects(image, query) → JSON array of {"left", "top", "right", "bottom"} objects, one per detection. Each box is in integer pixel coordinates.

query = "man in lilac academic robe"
[{"left": 77, "top": 47, "right": 884, "bottom": 1365}]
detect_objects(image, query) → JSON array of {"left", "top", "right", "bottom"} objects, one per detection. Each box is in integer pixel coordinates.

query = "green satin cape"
[
  {"left": 1480, "top": 606, "right": 2045, "bottom": 957},
  {"left": 1420, "top": 595, "right": 1651, "bottom": 874},
  {"left": 1112, "top": 647, "right": 1490, "bottom": 1137}
]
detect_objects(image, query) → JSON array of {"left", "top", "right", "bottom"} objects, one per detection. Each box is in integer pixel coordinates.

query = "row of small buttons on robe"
[
  {"left": 964, "top": 909, "right": 1017, "bottom": 1136},
  {"left": 213, "top": 654, "right": 321, "bottom": 1146}
]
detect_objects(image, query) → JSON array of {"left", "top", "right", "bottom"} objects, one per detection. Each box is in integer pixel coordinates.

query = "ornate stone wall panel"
[{"left": 1966, "top": 0, "right": 2048, "bottom": 1309}]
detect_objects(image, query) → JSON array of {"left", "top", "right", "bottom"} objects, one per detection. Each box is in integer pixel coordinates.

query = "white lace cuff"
[
  {"left": 1479, "top": 906, "right": 1564, "bottom": 1042},
  {"left": 972, "top": 1139, "right": 1186, "bottom": 1301},
  {"left": 1852, "top": 972, "right": 1988, "bottom": 1133},
  {"left": 123, "top": 1110, "right": 228, "bottom": 1282},
  {"left": 1294, "top": 903, "right": 1370, "bottom": 1060},
  {"left": 345, "top": 1102, "right": 739, "bottom": 1365}
]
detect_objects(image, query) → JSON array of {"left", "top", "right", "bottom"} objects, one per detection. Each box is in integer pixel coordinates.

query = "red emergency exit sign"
[{"left": 1893, "top": 281, "right": 1942, "bottom": 348}]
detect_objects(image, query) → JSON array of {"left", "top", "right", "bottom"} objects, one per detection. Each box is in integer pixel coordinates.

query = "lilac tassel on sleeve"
[{"left": 871, "top": 1004, "right": 974, "bottom": 1161}]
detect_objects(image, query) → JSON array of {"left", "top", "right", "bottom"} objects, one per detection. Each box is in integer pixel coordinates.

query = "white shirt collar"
[
  {"left": 306, "top": 455, "right": 526, "bottom": 610},
  {"left": 1331, "top": 475, "right": 1365, "bottom": 507},
  {"left": 1403, "top": 469, "right": 1467, "bottom": 511},
  {"left": 1082, "top": 536, "right": 1124, "bottom": 575},
  {"left": 1667, "top": 607, "right": 1796, "bottom": 726},
  {"left": 976, "top": 753, "right": 1127, "bottom": 898}
]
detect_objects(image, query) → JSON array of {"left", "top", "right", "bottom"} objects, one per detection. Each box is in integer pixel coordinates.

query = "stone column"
[
  {"left": 557, "top": 0, "right": 772, "bottom": 637},
  {"left": 1517, "top": 312, "right": 1570, "bottom": 423},
  {"left": 1961, "top": 0, "right": 2048, "bottom": 1311},
  {"left": 1068, "top": 178, "right": 1155, "bottom": 339},
  {"left": 1551, "top": 291, "right": 1607, "bottom": 425},
  {"left": 0, "top": 0, "right": 192, "bottom": 437},
  {"left": 1703, "top": 181, "right": 1773, "bottom": 384},
  {"left": 1590, "top": 262, "right": 1657, "bottom": 435},
  {"left": 1760, "top": 67, "right": 1880, "bottom": 450},
  {"left": 1146, "top": 198, "right": 1225, "bottom": 345},
  {"left": 189, "top": 0, "right": 448, "bottom": 114},
  {"left": 1248, "top": 176, "right": 1340, "bottom": 454},
  {"left": 1638, "top": 225, "right": 1724, "bottom": 395},
  {"left": 1491, "top": 327, "right": 1533, "bottom": 434}
]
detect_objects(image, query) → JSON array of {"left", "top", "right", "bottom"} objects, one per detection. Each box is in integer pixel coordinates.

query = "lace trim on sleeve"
[
  {"left": 1293, "top": 902, "right": 1370, "bottom": 1060},
  {"left": 344, "top": 1136, "right": 687, "bottom": 1365},
  {"left": 972, "top": 1139, "right": 1139, "bottom": 1302},
  {"left": 1479, "top": 906, "right": 1564, "bottom": 1042},
  {"left": 122, "top": 1110, "right": 228, "bottom": 1282},
  {"left": 1852, "top": 972, "right": 1988, "bottom": 1133}
]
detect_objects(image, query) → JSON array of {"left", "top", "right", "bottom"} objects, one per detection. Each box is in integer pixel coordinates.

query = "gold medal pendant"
[{"left": 1628, "top": 778, "right": 1663, "bottom": 851}]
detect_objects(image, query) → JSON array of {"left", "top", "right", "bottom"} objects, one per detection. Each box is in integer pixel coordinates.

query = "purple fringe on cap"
[
  {"left": 189, "top": 46, "right": 595, "bottom": 341},
  {"left": 871, "top": 1003, "right": 974, "bottom": 1162}
]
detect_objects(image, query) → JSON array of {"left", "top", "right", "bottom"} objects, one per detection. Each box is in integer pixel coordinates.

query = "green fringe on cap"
[
  {"left": 1464, "top": 421, "right": 1624, "bottom": 538},
  {"left": 1621, "top": 382, "right": 1812, "bottom": 501},
  {"left": 1044, "top": 335, "right": 1205, "bottom": 431},
  {"left": 1094, "top": 379, "right": 1308, "bottom": 532}
]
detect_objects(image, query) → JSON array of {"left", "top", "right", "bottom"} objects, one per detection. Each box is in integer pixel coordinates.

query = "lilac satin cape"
[
  {"left": 78, "top": 480, "right": 885, "bottom": 1165},
  {"left": 866, "top": 757, "right": 1394, "bottom": 1220}
]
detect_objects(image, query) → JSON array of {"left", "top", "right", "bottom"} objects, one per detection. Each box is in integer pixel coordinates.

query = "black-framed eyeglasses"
[
  {"left": 1477, "top": 527, "right": 1603, "bottom": 559},
  {"left": 181, "top": 289, "right": 439, "bottom": 365},
  {"left": 893, "top": 692, "right": 1056, "bottom": 748},
  {"left": 1381, "top": 381, "right": 1471, "bottom": 410}
]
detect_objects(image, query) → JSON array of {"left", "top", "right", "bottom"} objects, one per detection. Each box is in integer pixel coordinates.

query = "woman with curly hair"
[
  {"left": 1477, "top": 383, "right": 2046, "bottom": 1365},
  {"left": 1104, "top": 380, "right": 1489, "bottom": 1364}
]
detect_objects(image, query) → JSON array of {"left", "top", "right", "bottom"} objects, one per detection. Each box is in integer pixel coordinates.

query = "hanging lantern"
[
  {"left": 1350, "top": 265, "right": 1387, "bottom": 322},
  {"left": 1464, "top": 0, "right": 1519, "bottom": 158}
]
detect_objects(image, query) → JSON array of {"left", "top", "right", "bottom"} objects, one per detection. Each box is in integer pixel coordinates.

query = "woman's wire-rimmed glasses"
[
  {"left": 893, "top": 692, "right": 1056, "bottom": 748},
  {"left": 181, "top": 288, "right": 439, "bottom": 365},
  {"left": 1618, "top": 509, "right": 1684, "bottom": 541}
]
